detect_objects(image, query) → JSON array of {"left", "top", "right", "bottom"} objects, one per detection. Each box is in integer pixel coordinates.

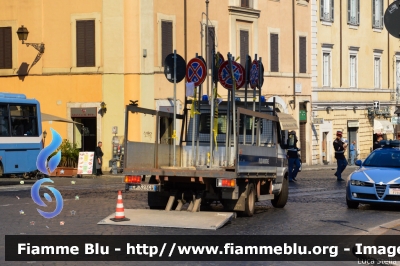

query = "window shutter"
[
  {"left": 357, "top": 0, "right": 360, "bottom": 25},
  {"left": 76, "top": 20, "right": 95, "bottom": 67},
  {"left": 0, "top": 27, "right": 12, "bottom": 69},
  {"left": 331, "top": 0, "right": 334, "bottom": 21},
  {"left": 208, "top": 27, "right": 215, "bottom": 69},
  {"left": 320, "top": 0, "right": 324, "bottom": 20},
  {"left": 0, "top": 28, "right": 3, "bottom": 69},
  {"left": 347, "top": 0, "right": 351, "bottom": 23},
  {"left": 240, "top": 30, "right": 249, "bottom": 68},
  {"left": 299, "top": 36, "right": 306, "bottom": 74},
  {"left": 85, "top": 20, "right": 95, "bottom": 67},
  {"left": 76, "top": 21, "right": 85, "bottom": 67},
  {"left": 270, "top": 33, "right": 279, "bottom": 72},
  {"left": 372, "top": 0, "right": 376, "bottom": 27},
  {"left": 161, "top": 21, "right": 173, "bottom": 67}
]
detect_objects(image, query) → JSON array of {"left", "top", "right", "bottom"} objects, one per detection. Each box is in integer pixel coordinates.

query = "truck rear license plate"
[
  {"left": 129, "top": 184, "right": 158, "bottom": 192},
  {"left": 389, "top": 188, "right": 400, "bottom": 195}
]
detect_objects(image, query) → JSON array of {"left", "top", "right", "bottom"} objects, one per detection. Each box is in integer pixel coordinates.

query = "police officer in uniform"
[
  {"left": 373, "top": 133, "right": 383, "bottom": 150},
  {"left": 333, "top": 131, "right": 347, "bottom": 181},
  {"left": 287, "top": 131, "right": 301, "bottom": 182}
]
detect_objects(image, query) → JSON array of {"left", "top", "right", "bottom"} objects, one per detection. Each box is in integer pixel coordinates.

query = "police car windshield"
[{"left": 363, "top": 149, "right": 400, "bottom": 168}]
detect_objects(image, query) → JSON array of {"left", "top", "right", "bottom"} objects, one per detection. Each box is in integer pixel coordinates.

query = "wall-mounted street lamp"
[
  {"left": 100, "top": 102, "right": 107, "bottom": 116},
  {"left": 326, "top": 106, "right": 332, "bottom": 114},
  {"left": 43, "top": 130, "right": 47, "bottom": 147},
  {"left": 16, "top": 25, "right": 45, "bottom": 53},
  {"left": 289, "top": 99, "right": 295, "bottom": 109}
]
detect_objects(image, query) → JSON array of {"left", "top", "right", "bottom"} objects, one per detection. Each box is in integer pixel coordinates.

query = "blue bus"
[{"left": 0, "top": 93, "right": 42, "bottom": 177}]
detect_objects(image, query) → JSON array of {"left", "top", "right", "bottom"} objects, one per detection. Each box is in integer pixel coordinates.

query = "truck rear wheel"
[
  {"left": 271, "top": 175, "right": 288, "bottom": 208},
  {"left": 242, "top": 183, "right": 255, "bottom": 217},
  {"left": 147, "top": 192, "right": 169, "bottom": 210}
]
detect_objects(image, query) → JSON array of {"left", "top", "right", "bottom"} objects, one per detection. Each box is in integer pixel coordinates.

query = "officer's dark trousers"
[
  {"left": 288, "top": 158, "right": 301, "bottom": 181},
  {"left": 335, "top": 159, "right": 348, "bottom": 180}
]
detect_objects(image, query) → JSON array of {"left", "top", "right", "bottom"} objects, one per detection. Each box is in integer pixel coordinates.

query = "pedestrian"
[
  {"left": 333, "top": 131, "right": 347, "bottom": 181},
  {"left": 95, "top": 141, "right": 104, "bottom": 176},
  {"left": 349, "top": 140, "right": 356, "bottom": 165},
  {"left": 373, "top": 133, "right": 383, "bottom": 150},
  {"left": 286, "top": 131, "right": 301, "bottom": 182}
]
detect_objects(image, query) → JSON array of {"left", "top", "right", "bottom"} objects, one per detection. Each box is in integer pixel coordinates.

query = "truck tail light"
[
  {"left": 216, "top": 178, "right": 236, "bottom": 187},
  {"left": 125, "top": 175, "right": 141, "bottom": 184}
]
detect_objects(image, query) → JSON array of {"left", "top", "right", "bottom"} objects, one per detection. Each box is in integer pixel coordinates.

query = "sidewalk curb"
[
  {"left": 356, "top": 219, "right": 400, "bottom": 235},
  {"left": 302, "top": 166, "right": 358, "bottom": 171}
]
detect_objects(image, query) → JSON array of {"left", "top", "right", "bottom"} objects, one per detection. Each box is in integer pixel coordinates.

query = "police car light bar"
[{"left": 379, "top": 140, "right": 400, "bottom": 148}]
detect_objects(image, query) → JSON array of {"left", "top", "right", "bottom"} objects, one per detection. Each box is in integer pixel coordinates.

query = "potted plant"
[{"left": 49, "top": 139, "right": 80, "bottom": 177}]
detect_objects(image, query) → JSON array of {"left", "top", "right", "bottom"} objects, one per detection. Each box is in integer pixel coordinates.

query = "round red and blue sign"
[
  {"left": 249, "top": 60, "right": 264, "bottom": 89},
  {"left": 218, "top": 60, "right": 245, "bottom": 90},
  {"left": 186, "top": 58, "right": 207, "bottom": 87}
]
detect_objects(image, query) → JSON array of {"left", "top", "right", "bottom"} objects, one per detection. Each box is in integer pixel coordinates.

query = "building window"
[
  {"left": 240, "top": 30, "right": 249, "bottom": 68},
  {"left": 372, "top": 0, "right": 384, "bottom": 29},
  {"left": 76, "top": 20, "right": 95, "bottom": 67},
  {"left": 347, "top": 0, "right": 360, "bottom": 26},
  {"left": 320, "top": 0, "right": 334, "bottom": 22},
  {"left": 0, "top": 27, "right": 12, "bottom": 69},
  {"left": 299, "top": 36, "right": 307, "bottom": 73},
  {"left": 270, "top": 33, "right": 279, "bottom": 72},
  {"left": 323, "top": 52, "right": 331, "bottom": 87},
  {"left": 374, "top": 56, "right": 381, "bottom": 89},
  {"left": 161, "top": 21, "right": 173, "bottom": 67},
  {"left": 208, "top": 26, "right": 216, "bottom": 69},
  {"left": 349, "top": 54, "right": 357, "bottom": 88},
  {"left": 241, "top": 0, "right": 252, "bottom": 8}
]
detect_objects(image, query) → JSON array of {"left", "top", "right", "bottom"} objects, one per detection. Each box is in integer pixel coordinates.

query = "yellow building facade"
[
  {"left": 0, "top": 0, "right": 312, "bottom": 170},
  {"left": 311, "top": 0, "right": 398, "bottom": 165}
]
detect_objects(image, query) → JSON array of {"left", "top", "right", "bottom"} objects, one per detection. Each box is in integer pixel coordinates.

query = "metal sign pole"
[
  {"left": 209, "top": 49, "right": 215, "bottom": 168},
  {"left": 226, "top": 86, "right": 231, "bottom": 166},
  {"left": 229, "top": 55, "right": 237, "bottom": 165},
  {"left": 258, "top": 57, "right": 262, "bottom": 113},
  {"left": 251, "top": 54, "right": 258, "bottom": 145},
  {"left": 258, "top": 57, "right": 263, "bottom": 145},
  {"left": 173, "top": 49, "right": 177, "bottom": 167},
  {"left": 243, "top": 55, "right": 249, "bottom": 145}
]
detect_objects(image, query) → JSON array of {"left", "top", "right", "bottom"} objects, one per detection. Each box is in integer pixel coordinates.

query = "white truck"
[{"left": 122, "top": 97, "right": 293, "bottom": 226}]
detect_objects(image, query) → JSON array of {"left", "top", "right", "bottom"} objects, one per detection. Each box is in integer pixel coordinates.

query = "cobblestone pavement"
[{"left": 0, "top": 168, "right": 399, "bottom": 266}]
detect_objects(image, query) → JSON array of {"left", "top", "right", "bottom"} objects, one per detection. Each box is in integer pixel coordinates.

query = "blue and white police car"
[{"left": 346, "top": 140, "right": 400, "bottom": 209}]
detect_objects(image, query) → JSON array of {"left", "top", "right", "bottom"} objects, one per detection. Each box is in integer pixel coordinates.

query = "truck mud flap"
[{"left": 98, "top": 209, "right": 235, "bottom": 230}]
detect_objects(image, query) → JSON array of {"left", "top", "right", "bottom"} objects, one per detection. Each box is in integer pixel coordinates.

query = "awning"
[
  {"left": 276, "top": 112, "right": 298, "bottom": 130},
  {"left": 374, "top": 119, "right": 394, "bottom": 134},
  {"left": 41, "top": 113, "right": 83, "bottom": 125}
]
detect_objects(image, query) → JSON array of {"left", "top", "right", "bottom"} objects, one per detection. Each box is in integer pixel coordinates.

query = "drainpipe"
[
  {"left": 388, "top": 0, "right": 390, "bottom": 90},
  {"left": 340, "top": 0, "right": 342, "bottom": 87},
  {"left": 292, "top": 0, "right": 296, "bottom": 109}
]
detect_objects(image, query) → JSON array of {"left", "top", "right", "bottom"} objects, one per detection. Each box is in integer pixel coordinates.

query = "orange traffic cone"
[{"left": 110, "top": 190, "right": 130, "bottom": 222}]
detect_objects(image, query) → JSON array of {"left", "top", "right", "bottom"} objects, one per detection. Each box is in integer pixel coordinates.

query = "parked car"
[{"left": 346, "top": 140, "right": 400, "bottom": 209}]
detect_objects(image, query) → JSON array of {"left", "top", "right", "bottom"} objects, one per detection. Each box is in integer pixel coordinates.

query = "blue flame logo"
[
  {"left": 37, "top": 128, "right": 62, "bottom": 175},
  {"left": 32, "top": 128, "right": 63, "bottom": 218},
  {"left": 31, "top": 178, "right": 63, "bottom": 219}
]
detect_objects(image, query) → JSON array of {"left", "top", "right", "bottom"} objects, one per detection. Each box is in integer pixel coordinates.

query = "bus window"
[
  {"left": 10, "top": 105, "right": 38, "bottom": 136},
  {"left": 0, "top": 105, "right": 9, "bottom": 136}
]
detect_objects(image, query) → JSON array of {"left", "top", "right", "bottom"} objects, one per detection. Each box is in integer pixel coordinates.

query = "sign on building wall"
[
  {"left": 347, "top": 120, "right": 359, "bottom": 127},
  {"left": 71, "top": 108, "right": 97, "bottom": 117},
  {"left": 299, "top": 110, "right": 307, "bottom": 122},
  {"left": 391, "top": 117, "right": 400, "bottom": 125},
  {"left": 313, "top": 118, "right": 324, "bottom": 124}
]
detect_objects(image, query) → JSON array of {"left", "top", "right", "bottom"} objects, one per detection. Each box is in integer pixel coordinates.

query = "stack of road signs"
[{"left": 218, "top": 60, "right": 245, "bottom": 90}]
